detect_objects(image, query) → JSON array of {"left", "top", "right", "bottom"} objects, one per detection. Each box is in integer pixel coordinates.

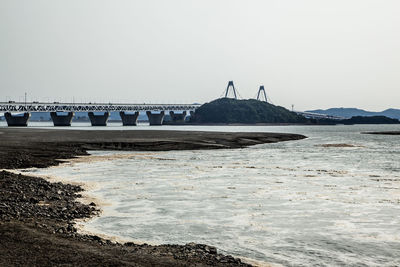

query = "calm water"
[{"left": 20, "top": 124, "right": 400, "bottom": 266}]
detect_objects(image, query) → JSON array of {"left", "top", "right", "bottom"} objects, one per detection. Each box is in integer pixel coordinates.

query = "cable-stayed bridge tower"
[
  {"left": 224, "top": 81, "right": 238, "bottom": 99},
  {"left": 256, "top": 85, "right": 267, "bottom": 102}
]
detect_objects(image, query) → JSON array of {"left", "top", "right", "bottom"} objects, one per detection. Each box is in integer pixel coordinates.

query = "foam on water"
[{"left": 23, "top": 124, "right": 400, "bottom": 266}]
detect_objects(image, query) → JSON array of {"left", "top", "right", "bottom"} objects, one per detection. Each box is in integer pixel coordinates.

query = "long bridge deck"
[{"left": 0, "top": 102, "right": 200, "bottom": 112}]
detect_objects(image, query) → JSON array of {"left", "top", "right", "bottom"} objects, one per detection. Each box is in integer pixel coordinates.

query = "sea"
[{"left": 4, "top": 121, "right": 400, "bottom": 266}]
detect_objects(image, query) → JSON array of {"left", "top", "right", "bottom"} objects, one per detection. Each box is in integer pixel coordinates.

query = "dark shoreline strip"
[{"left": 362, "top": 131, "right": 400, "bottom": 135}]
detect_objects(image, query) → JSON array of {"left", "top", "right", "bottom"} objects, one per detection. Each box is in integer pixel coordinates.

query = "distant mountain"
[
  {"left": 306, "top": 108, "right": 400, "bottom": 119},
  {"left": 380, "top": 109, "right": 400, "bottom": 120}
]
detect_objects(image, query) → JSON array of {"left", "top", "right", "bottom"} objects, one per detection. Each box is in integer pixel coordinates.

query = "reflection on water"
[{"left": 26, "top": 125, "right": 400, "bottom": 266}]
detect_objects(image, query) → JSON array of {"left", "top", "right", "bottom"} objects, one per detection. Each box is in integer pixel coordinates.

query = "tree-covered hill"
[
  {"left": 191, "top": 98, "right": 307, "bottom": 124},
  {"left": 341, "top": 116, "right": 400, "bottom": 124}
]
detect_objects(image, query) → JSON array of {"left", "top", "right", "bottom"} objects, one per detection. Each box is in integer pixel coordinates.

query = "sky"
[{"left": 1, "top": 0, "right": 399, "bottom": 111}]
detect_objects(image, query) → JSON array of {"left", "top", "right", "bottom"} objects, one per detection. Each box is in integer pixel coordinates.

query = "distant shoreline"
[{"left": 362, "top": 131, "right": 400, "bottom": 135}]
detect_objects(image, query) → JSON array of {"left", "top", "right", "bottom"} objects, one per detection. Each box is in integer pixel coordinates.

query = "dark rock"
[{"left": 205, "top": 245, "right": 217, "bottom": 254}]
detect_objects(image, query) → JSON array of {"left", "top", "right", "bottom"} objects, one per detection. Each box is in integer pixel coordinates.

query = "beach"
[{"left": 0, "top": 128, "right": 305, "bottom": 266}]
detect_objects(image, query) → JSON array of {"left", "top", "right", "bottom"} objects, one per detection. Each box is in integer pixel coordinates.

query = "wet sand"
[
  {"left": 0, "top": 128, "right": 305, "bottom": 266},
  {"left": 0, "top": 128, "right": 305, "bottom": 169}
]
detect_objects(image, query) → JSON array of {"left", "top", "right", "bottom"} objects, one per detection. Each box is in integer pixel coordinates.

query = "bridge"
[
  {"left": 295, "top": 111, "right": 344, "bottom": 120},
  {"left": 0, "top": 82, "right": 345, "bottom": 127},
  {"left": 0, "top": 101, "right": 200, "bottom": 126}
]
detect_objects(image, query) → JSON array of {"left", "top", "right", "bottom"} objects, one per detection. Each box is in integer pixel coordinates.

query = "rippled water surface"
[{"left": 24, "top": 124, "right": 400, "bottom": 266}]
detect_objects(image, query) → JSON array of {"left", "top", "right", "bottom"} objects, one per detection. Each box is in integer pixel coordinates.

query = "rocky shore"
[
  {"left": 0, "top": 128, "right": 306, "bottom": 266},
  {"left": 0, "top": 171, "right": 250, "bottom": 266}
]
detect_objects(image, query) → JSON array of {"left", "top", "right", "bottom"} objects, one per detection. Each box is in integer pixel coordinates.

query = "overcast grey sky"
[{"left": 1, "top": 0, "right": 399, "bottom": 111}]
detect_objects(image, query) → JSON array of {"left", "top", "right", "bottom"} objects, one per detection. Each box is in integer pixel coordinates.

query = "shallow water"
[{"left": 24, "top": 124, "right": 400, "bottom": 266}]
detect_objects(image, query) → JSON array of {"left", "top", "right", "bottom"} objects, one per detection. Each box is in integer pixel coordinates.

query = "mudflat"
[
  {"left": 0, "top": 128, "right": 306, "bottom": 169},
  {"left": 0, "top": 128, "right": 306, "bottom": 266}
]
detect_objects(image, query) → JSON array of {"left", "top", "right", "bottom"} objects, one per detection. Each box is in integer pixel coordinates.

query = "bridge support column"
[
  {"left": 120, "top": 111, "right": 139, "bottom": 126},
  {"left": 50, "top": 112, "right": 74, "bottom": 126},
  {"left": 146, "top": 111, "right": 165, "bottom": 126},
  {"left": 4, "top": 112, "right": 30, "bottom": 127},
  {"left": 88, "top": 112, "right": 109, "bottom": 126},
  {"left": 169, "top": 111, "right": 187, "bottom": 123}
]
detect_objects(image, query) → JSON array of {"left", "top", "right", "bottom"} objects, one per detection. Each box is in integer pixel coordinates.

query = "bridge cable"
[{"left": 219, "top": 89, "right": 227, "bottom": 99}]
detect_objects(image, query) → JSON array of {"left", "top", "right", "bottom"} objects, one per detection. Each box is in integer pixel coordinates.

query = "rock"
[{"left": 204, "top": 245, "right": 217, "bottom": 254}]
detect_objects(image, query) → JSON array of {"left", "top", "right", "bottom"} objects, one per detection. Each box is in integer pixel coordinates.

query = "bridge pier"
[
  {"left": 120, "top": 111, "right": 139, "bottom": 126},
  {"left": 146, "top": 111, "right": 165, "bottom": 126},
  {"left": 169, "top": 111, "right": 187, "bottom": 123},
  {"left": 4, "top": 112, "right": 30, "bottom": 126},
  {"left": 50, "top": 112, "right": 74, "bottom": 126},
  {"left": 88, "top": 112, "right": 109, "bottom": 126}
]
